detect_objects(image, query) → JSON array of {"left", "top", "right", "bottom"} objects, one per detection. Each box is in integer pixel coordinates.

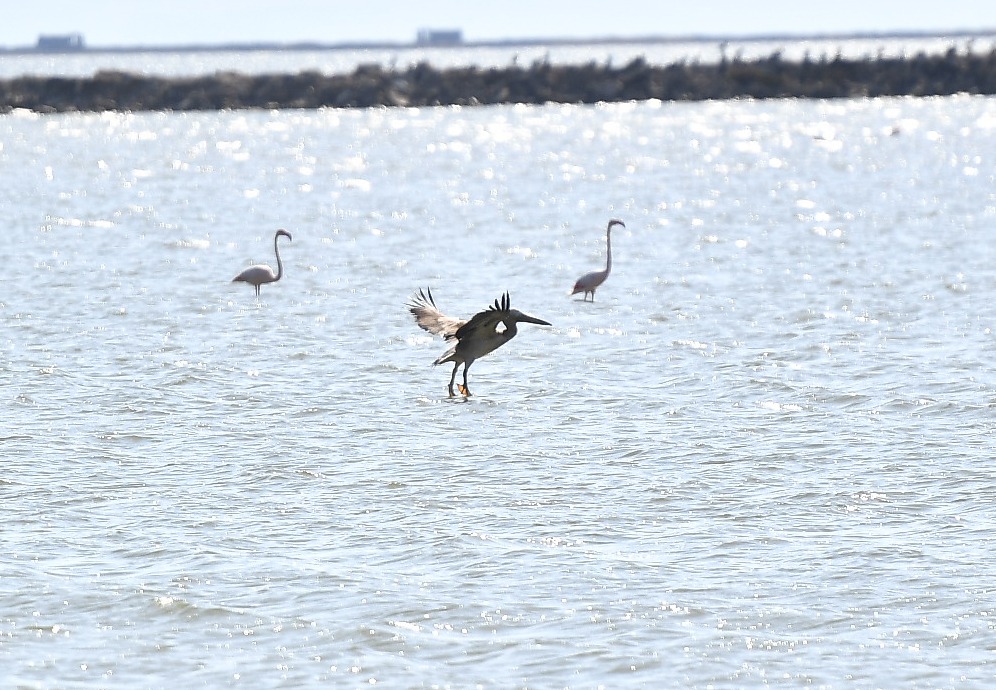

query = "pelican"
[
  {"left": 571, "top": 219, "right": 624, "bottom": 301},
  {"left": 232, "top": 229, "right": 292, "bottom": 297},
  {"left": 409, "top": 289, "right": 551, "bottom": 397}
]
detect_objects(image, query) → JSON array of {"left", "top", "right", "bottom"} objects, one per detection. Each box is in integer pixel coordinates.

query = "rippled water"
[{"left": 3, "top": 92, "right": 996, "bottom": 688}]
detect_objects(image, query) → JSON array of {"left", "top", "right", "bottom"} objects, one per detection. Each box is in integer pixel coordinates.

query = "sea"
[{"left": 2, "top": 37, "right": 996, "bottom": 689}]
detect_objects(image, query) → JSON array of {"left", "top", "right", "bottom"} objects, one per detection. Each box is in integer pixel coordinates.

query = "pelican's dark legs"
[
  {"left": 447, "top": 362, "right": 459, "bottom": 397},
  {"left": 458, "top": 363, "right": 471, "bottom": 396}
]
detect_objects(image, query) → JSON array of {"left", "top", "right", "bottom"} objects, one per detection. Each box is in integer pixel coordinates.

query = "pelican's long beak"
[{"left": 518, "top": 313, "right": 551, "bottom": 326}]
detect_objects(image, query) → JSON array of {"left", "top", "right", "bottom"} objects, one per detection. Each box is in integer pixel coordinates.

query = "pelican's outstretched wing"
[
  {"left": 408, "top": 288, "right": 467, "bottom": 340},
  {"left": 454, "top": 292, "right": 509, "bottom": 341}
]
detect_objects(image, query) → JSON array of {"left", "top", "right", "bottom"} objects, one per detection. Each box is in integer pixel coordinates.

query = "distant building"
[
  {"left": 36, "top": 33, "right": 85, "bottom": 52},
  {"left": 416, "top": 29, "right": 462, "bottom": 47}
]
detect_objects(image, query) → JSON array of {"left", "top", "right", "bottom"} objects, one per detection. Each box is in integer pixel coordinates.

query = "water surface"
[{"left": 2, "top": 94, "right": 996, "bottom": 688}]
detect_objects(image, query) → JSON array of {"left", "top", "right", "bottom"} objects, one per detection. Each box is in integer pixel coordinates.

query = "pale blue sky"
[{"left": 2, "top": 0, "right": 994, "bottom": 48}]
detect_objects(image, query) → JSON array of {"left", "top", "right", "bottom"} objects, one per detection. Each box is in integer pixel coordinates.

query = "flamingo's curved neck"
[
  {"left": 604, "top": 226, "right": 612, "bottom": 276},
  {"left": 273, "top": 234, "right": 284, "bottom": 281}
]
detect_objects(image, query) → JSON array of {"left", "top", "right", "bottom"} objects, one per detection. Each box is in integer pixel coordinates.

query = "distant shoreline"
[
  {"left": 2, "top": 46, "right": 996, "bottom": 113},
  {"left": 2, "top": 29, "right": 994, "bottom": 55}
]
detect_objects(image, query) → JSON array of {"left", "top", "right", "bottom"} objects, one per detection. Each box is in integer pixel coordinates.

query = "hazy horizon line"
[{"left": 2, "top": 27, "right": 993, "bottom": 55}]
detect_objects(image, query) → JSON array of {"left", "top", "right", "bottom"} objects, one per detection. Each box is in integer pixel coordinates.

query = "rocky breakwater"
[{"left": 2, "top": 48, "right": 996, "bottom": 113}]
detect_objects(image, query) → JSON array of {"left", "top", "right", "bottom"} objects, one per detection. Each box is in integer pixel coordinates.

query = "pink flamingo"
[
  {"left": 232, "top": 229, "right": 292, "bottom": 297},
  {"left": 571, "top": 219, "right": 625, "bottom": 301}
]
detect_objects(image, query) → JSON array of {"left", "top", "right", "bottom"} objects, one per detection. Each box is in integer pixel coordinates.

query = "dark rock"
[{"left": 1, "top": 49, "right": 995, "bottom": 113}]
